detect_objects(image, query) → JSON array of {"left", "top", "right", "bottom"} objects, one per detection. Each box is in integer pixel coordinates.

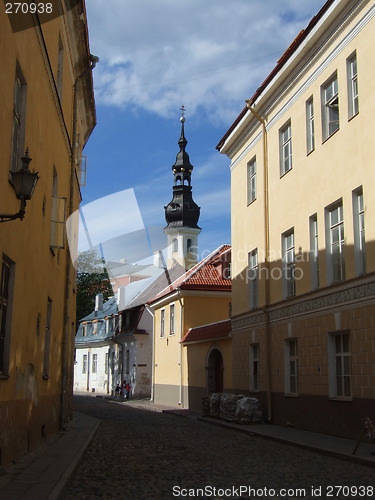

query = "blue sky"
[{"left": 79, "top": 0, "right": 325, "bottom": 264}]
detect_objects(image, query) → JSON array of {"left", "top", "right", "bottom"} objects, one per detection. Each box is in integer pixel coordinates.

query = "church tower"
[{"left": 164, "top": 107, "right": 201, "bottom": 270}]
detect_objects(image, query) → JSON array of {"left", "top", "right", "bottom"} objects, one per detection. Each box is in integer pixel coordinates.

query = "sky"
[{"left": 78, "top": 0, "right": 326, "bottom": 265}]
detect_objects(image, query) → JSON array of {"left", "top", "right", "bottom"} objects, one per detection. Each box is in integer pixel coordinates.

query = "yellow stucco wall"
[
  {"left": 0, "top": 5, "right": 94, "bottom": 468},
  {"left": 153, "top": 292, "right": 231, "bottom": 408},
  {"left": 229, "top": 0, "right": 375, "bottom": 316}
]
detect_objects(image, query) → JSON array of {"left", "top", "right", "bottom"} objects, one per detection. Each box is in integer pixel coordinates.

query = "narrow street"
[{"left": 63, "top": 396, "right": 374, "bottom": 500}]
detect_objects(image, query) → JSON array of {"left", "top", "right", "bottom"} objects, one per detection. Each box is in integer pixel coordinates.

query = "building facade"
[
  {"left": 0, "top": 2, "right": 95, "bottom": 467},
  {"left": 150, "top": 245, "right": 232, "bottom": 410},
  {"left": 218, "top": 0, "right": 375, "bottom": 438}
]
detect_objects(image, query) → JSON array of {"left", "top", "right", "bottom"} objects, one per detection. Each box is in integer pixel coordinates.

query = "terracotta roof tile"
[
  {"left": 181, "top": 319, "right": 231, "bottom": 344},
  {"left": 149, "top": 245, "right": 231, "bottom": 303}
]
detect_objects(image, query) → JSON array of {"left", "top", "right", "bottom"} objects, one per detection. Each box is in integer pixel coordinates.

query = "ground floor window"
[{"left": 328, "top": 331, "right": 351, "bottom": 398}]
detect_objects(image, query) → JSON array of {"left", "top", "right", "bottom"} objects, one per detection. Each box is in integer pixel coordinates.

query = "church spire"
[{"left": 164, "top": 107, "right": 201, "bottom": 269}]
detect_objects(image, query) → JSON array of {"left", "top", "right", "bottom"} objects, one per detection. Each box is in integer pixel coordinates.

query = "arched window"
[{"left": 187, "top": 238, "right": 193, "bottom": 253}]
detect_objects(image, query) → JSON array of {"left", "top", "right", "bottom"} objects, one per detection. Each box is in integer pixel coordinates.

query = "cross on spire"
[{"left": 180, "top": 105, "right": 186, "bottom": 122}]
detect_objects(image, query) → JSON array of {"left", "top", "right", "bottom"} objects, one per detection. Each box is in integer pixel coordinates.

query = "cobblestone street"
[{"left": 62, "top": 396, "right": 374, "bottom": 500}]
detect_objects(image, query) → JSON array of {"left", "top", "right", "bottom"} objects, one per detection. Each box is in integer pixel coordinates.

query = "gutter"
[
  {"left": 145, "top": 304, "right": 155, "bottom": 402},
  {"left": 245, "top": 102, "right": 272, "bottom": 423},
  {"left": 177, "top": 290, "right": 183, "bottom": 406}
]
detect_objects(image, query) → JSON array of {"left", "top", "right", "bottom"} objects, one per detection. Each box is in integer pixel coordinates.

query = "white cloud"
[{"left": 86, "top": 0, "right": 326, "bottom": 125}]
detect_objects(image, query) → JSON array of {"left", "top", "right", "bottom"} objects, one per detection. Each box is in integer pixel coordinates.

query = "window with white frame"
[
  {"left": 326, "top": 202, "right": 345, "bottom": 283},
  {"left": 347, "top": 53, "right": 358, "bottom": 118},
  {"left": 11, "top": 66, "right": 27, "bottom": 172},
  {"left": 306, "top": 97, "right": 315, "bottom": 154},
  {"left": 169, "top": 303, "right": 175, "bottom": 335},
  {"left": 280, "top": 121, "right": 292, "bottom": 176},
  {"left": 352, "top": 187, "right": 366, "bottom": 275},
  {"left": 328, "top": 332, "right": 351, "bottom": 398},
  {"left": 160, "top": 309, "right": 165, "bottom": 338},
  {"left": 105, "top": 352, "right": 109, "bottom": 374},
  {"left": 284, "top": 339, "right": 298, "bottom": 395},
  {"left": 322, "top": 74, "right": 339, "bottom": 140},
  {"left": 249, "top": 343, "right": 259, "bottom": 391},
  {"left": 309, "top": 214, "right": 319, "bottom": 290},
  {"left": 82, "top": 354, "right": 87, "bottom": 374},
  {"left": 247, "top": 157, "right": 256, "bottom": 204},
  {"left": 248, "top": 249, "right": 258, "bottom": 310},
  {"left": 92, "top": 354, "right": 98, "bottom": 373},
  {"left": 0, "top": 256, "right": 15, "bottom": 376},
  {"left": 282, "top": 229, "right": 295, "bottom": 298}
]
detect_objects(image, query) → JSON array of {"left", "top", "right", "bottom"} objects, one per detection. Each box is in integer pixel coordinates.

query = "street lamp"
[{"left": 0, "top": 148, "right": 39, "bottom": 223}]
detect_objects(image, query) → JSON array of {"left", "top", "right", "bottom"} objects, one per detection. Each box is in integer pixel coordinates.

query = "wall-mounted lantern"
[{"left": 0, "top": 148, "right": 39, "bottom": 223}]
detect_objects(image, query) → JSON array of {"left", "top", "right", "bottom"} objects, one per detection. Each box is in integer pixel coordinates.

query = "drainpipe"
[
  {"left": 245, "top": 101, "right": 272, "bottom": 422},
  {"left": 177, "top": 290, "right": 183, "bottom": 406},
  {"left": 145, "top": 304, "right": 155, "bottom": 402}
]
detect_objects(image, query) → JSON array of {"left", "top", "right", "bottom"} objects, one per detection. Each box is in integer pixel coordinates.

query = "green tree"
[{"left": 76, "top": 249, "right": 112, "bottom": 321}]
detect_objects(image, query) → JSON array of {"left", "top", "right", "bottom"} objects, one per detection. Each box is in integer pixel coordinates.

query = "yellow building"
[
  {"left": 0, "top": 2, "right": 95, "bottom": 467},
  {"left": 218, "top": 0, "right": 375, "bottom": 438},
  {"left": 149, "top": 245, "right": 232, "bottom": 410}
]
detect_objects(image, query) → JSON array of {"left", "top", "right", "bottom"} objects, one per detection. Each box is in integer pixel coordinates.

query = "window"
[
  {"left": 284, "top": 339, "right": 298, "bottom": 395},
  {"left": 248, "top": 249, "right": 258, "bottom": 310},
  {"left": 306, "top": 97, "right": 315, "bottom": 153},
  {"left": 50, "top": 167, "right": 67, "bottom": 249},
  {"left": 326, "top": 202, "right": 345, "bottom": 283},
  {"left": 322, "top": 75, "right": 339, "bottom": 140},
  {"left": 353, "top": 187, "right": 366, "bottom": 275},
  {"left": 125, "top": 349, "right": 130, "bottom": 374},
  {"left": 57, "top": 34, "right": 64, "bottom": 101},
  {"left": 282, "top": 229, "right": 295, "bottom": 298},
  {"left": 105, "top": 352, "right": 109, "bottom": 374},
  {"left": 105, "top": 318, "right": 109, "bottom": 334},
  {"left": 118, "top": 349, "right": 123, "bottom": 373},
  {"left": 280, "top": 122, "right": 292, "bottom": 176},
  {"left": 187, "top": 238, "right": 193, "bottom": 253},
  {"left": 309, "top": 214, "right": 319, "bottom": 290},
  {"left": 347, "top": 53, "right": 358, "bottom": 118},
  {"left": 247, "top": 157, "right": 256, "bottom": 204},
  {"left": 92, "top": 354, "right": 97, "bottom": 373},
  {"left": 111, "top": 351, "right": 115, "bottom": 374},
  {"left": 169, "top": 304, "right": 175, "bottom": 335},
  {"left": 160, "top": 309, "right": 165, "bottom": 338},
  {"left": 82, "top": 324, "right": 87, "bottom": 336},
  {"left": 328, "top": 332, "right": 351, "bottom": 398},
  {"left": 82, "top": 354, "right": 87, "bottom": 374},
  {"left": 172, "top": 238, "right": 178, "bottom": 253},
  {"left": 0, "top": 256, "right": 15, "bottom": 376},
  {"left": 43, "top": 298, "right": 52, "bottom": 379},
  {"left": 10, "top": 66, "right": 27, "bottom": 172},
  {"left": 249, "top": 344, "right": 259, "bottom": 391}
]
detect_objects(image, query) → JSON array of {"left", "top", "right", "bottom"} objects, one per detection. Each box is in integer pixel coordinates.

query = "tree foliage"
[{"left": 76, "top": 249, "right": 112, "bottom": 321}]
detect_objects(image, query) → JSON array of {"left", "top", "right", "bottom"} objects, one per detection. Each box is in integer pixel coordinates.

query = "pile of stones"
[{"left": 202, "top": 393, "right": 264, "bottom": 424}]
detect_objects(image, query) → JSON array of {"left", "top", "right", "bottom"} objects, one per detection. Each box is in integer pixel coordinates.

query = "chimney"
[
  {"left": 95, "top": 293, "right": 103, "bottom": 312},
  {"left": 153, "top": 250, "right": 165, "bottom": 269},
  {"left": 117, "top": 286, "right": 126, "bottom": 312}
]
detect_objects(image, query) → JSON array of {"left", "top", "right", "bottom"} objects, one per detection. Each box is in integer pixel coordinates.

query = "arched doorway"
[{"left": 206, "top": 348, "right": 224, "bottom": 394}]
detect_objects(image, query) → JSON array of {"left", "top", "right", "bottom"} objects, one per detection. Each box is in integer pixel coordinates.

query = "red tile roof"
[
  {"left": 216, "top": 0, "right": 334, "bottom": 151},
  {"left": 148, "top": 244, "right": 231, "bottom": 303},
  {"left": 181, "top": 319, "right": 231, "bottom": 344}
]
